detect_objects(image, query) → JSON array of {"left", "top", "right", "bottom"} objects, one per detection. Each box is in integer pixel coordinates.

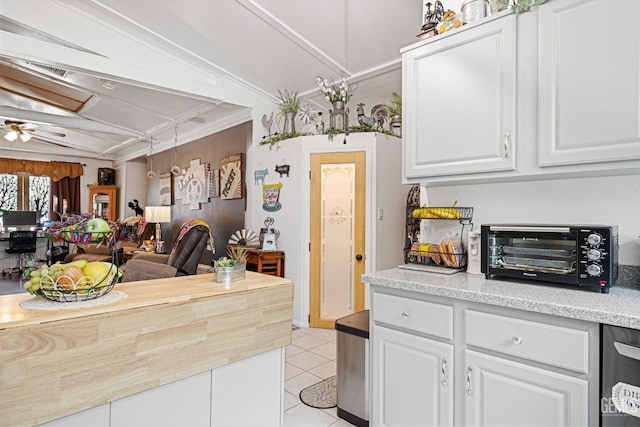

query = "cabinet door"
[
  {"left": 464, "top": 350, "right": 588, "bottom": 427},
  {"left": 538, "top": 0, "right": 640, "bottom": 166},
  {"left": 402, "top": 15, "right": 516, "bottom": 180},
  {"left": 110, "top": 371, "right": 211, "bottom": 427},
  {"left": 372, "top": 325, "right": 453, "bottom": 427}
]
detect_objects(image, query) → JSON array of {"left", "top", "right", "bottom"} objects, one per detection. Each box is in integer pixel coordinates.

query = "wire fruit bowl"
[{"left": 32, "top": 263, "right": 120, "bottom": 302}]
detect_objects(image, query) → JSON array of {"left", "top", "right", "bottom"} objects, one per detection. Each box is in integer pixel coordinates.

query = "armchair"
[{"left": 120, "top": 219, "right": 213, "bottom": 282}]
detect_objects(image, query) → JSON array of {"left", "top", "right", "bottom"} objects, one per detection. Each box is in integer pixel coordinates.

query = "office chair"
[
  {"left": 2, "top": 230, "right": 38, "bottom": 275},
  {"left": 4, "top": 230, "right": 38, "bottom": 276}
]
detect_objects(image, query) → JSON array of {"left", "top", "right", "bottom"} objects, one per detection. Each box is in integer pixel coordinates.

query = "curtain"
[
  {"left": 0, "top": 158, "right": 83, "bottom": 182},
  {"left": 49, "top": 176, "right": 81, "bottom": 219}
]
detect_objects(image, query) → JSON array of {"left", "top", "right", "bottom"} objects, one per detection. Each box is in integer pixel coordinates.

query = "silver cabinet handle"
[
  {"left": 504, "top": 132, "right": 511, "bottom": 159},
  {"left": 401, "top": 311, "right": 410, "bottom": 318},
  {"left": 466, "top": 366, "right": 474, "bottom": 395},
  {"left": 512, "top": 335, "right": 522, "bottom": 345},
  {"left": 441, "top": 358, "right": 448, "bottom": 386}
]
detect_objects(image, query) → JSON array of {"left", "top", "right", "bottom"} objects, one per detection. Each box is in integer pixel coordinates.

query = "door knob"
[{"left": 356, "top": 254, "right": 363, "bottom": 261}]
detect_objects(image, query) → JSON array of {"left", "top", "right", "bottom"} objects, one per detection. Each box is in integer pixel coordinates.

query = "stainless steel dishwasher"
[
  {"left": 601, "top": 324, "right": 640, "bottom": 426},
  {"left": 336, "top": 310, "right": 369, "bottom": 427}
]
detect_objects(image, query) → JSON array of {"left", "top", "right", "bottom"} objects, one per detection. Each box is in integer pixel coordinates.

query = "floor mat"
[{"left": 299, "top": 376, "right": 337, "bottom": 409}]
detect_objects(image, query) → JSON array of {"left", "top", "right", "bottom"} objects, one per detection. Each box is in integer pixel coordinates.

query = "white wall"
[
  {"left": 246, "top": 133, "right": 407, "bottom": 327},
  {"left": 423, "top": 173, "right": 640, "bottom": 266},
  {"left": 116, "top": 159, "right": 147, "bottom": 220}
]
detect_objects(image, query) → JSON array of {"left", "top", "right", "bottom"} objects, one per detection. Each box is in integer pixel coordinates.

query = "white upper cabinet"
[
  {"left": 402, "top": 15, "right": 517, "bottom": 182},
  {"left": 538, "top": 0, "right": 640, "bottom": 166}
]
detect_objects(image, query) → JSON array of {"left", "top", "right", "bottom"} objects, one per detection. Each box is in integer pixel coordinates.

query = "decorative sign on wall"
[
  {"left": 220, "top": 154, "right": 243, "bottom": 200},
  {"left": 262, "top": 182, "right": 283, "bottom": 212},
  {"left": 159, "top": 172, "right": 172, "bottom": 206},
  {"left": 254, "top": 168, "right": 268, "bottom": 186},
  {"left": 174, "top": 159, "right": 211, "bottom": 209},
  {"left": 275, "top": 163, "right": 290, "bottom": 177}
]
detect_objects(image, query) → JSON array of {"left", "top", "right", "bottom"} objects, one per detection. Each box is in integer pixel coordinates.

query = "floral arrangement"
[{"left": 315, "top": 76, "right": 355, "bottom": 104}]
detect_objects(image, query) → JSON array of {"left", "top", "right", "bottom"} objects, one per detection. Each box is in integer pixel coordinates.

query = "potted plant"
[
  {"left": 385, "top": 92, "right": 402, "bottom": 136},
  {"left": 214, "top": 246, "right": 248, "bottom": 284},
  {"left": 276, "top": 89, "right": 300, "bottom": 135}
]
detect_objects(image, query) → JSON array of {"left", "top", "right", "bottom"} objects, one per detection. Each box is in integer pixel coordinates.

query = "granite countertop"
[{"left": 362, "top": 267, "right": 640, "bottom": 330}]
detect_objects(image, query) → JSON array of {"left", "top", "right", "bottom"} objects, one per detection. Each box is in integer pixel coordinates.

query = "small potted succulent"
[
  {"left": 214, "top": 246, "right": 248, "bottom": 284},
  {"left": 276, "top": 89, "right": 300, "bottom": 135}
]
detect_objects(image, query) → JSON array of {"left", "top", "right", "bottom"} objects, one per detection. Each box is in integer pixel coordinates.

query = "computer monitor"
[{"left": 2, "top": 210, "right": 38, "bottom": 230}]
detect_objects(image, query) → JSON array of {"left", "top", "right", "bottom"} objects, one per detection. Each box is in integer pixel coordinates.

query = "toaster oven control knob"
[
  {"left": 587, "top": 249, "right": 602, "bottom": 261},
  {"left": 586, "top": 264, "right": 602, "bottom": 276},
  {"left": 587, "top": 233, "right": 602, "bottom": 246}
]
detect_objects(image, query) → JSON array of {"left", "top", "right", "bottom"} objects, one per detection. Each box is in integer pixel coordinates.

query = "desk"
[{"left": 244, "top": 248, "right": 285, "bottom": 277}]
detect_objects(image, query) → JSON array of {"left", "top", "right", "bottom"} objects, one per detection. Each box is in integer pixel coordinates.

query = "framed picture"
[
  {"left": 220, "top": 154, "right": 243, "bottom": 200},
  {"left": 159, "top": 172, "right": 172, "bottom": 205}
]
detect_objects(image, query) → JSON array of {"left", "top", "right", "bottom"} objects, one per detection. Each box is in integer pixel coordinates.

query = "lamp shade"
[{"left": 145, "top": 206, "right": 171, "bottom": 223}]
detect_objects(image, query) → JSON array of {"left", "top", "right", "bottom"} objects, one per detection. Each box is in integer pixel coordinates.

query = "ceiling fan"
[{"left": 1, "top": 120, "right": 66, "bottom": 143}]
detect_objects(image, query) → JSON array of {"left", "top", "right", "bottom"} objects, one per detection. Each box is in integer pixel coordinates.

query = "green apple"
[{"left": 86, "top": 217, "right": 110, "bottom": 241}]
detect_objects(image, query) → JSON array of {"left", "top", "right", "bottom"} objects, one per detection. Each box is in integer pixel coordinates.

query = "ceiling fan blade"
[
  {"left": 0, "top": 105, "right": 140, "bottom": 136},
  {"left": 33, "top": 129, "right": 66, "bottom": 138},
  {"left": 27, "top": 134, "right": 97, "bottom": 153}
]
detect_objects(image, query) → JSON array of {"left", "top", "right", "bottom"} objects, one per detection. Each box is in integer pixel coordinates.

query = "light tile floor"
[{"left": 284, "top": 327, "right": 354, "bottom": 427}]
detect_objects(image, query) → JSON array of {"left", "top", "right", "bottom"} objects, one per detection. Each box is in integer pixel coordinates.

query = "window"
[{"left": 0, "top": 173, "right": 50, "bottom": 222}]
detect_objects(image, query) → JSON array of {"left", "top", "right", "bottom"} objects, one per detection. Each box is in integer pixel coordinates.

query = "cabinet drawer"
[
  {"left": 465, "top": 310, "right": 589, "bottom": 373},
  {"left": 373, "top": 292, "right": 453, "bottom": 339}
]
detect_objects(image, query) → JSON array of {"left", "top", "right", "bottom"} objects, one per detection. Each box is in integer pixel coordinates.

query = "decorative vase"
[
  {"left": 390, "top": 116, "right": 402, "bottom": 137},
  {"left": 283, "top": 112, "right": 296, "bottom": 135},
  {"left": 329, "top": 100, "right": 347, "bottom": 131}
]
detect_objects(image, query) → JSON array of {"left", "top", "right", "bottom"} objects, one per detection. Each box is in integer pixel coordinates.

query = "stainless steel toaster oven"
[{"left": 481, "top": 225, "right": 618, "bottom": 293}]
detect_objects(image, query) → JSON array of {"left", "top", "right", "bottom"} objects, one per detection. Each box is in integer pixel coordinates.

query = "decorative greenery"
[
  {"left": 512, "top": 0, "right": 547, "bottom": 14},
  {"left": 315, "top": 75, "right": 356, "bottom": 104},
  {"left": 385, "top": 92, "right": 402, "bottom": 118},
  {"left": 259, "top": 131, "right": 310, "bottom": 149},
  {"left": 259, "top": 123, "right": 399, "bottom": 149},
  {"left": 276, "top": 89, "right": 300, "bottom": 113},
  {"left": 326, "top": 125, "right": 397, "bottom": 141}
]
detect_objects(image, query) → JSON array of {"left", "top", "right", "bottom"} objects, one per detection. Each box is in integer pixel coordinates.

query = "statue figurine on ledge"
[
  {"left": 128, "top": 199, "right": 144, "bottom": 217},
  {"left": 417, "top": 1, "right": 444, "bottom": 39}
]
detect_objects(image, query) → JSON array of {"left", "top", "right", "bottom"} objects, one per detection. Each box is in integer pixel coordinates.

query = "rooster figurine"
[{"left": 357, "top": 103, "right": 388, "bottom": 131}]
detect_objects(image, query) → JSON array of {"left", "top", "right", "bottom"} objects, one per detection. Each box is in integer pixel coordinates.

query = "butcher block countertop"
[
  {"left": 0, "top": 271, "right": 293, "bottom": 426},
  {"left": 363, "top": 268, "right": 640, "bottom": 330}
]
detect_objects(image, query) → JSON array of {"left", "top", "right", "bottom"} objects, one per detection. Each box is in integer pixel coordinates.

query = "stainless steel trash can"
[{"left": 336, "top": 310, "right": 369, "bottom": 427}]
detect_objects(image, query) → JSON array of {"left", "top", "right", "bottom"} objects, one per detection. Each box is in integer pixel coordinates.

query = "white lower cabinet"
[
  {"left": 464, "top": 350, "right": 588, "bottom": 427},
  {"left": 372, "top": 325, "right": 453, "bottom": 426},
  {"left": 370, "top": 288, "right": 598, "bottom": 426},
  {"left": 40, "top": 348, "right": 284, "bottom": 427}
]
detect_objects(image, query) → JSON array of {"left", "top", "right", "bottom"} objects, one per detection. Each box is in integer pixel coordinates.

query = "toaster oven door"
[{"left": 482, "top": 225, "right": 578, "bottom": 284}]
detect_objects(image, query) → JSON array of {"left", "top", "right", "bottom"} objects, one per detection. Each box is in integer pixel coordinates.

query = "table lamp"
[{"left": 145, "top": 206, "right": 171, "bottom": 252}]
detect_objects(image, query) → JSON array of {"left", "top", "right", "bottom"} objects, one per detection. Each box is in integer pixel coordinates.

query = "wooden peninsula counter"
[{"left": 0, "top": 271, "right": 293, "bottom": 427}]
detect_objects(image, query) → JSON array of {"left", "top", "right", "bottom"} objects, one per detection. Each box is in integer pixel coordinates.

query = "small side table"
[{"left": 228, "top": 247, "right": 285, "bottom": 277}]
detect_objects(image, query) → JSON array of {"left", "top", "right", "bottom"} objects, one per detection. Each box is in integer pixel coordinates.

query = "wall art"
[
  {"left": 174, "top": 158, "right": 210, "bottom": 209},
  {"left": 275, "top": 163, "right": 290, "bottom": 177},
  {"left": 220, "top": 153, "right": 243, "bottom": 200},
  {"left": 159, "top": 172, "right": 172, "bottom": 206},
  {"left": 262, "top": 182, "right": 283, "bottom": 212},
  {"left": 254, "top": 168, "right": 268, "bottom": 186}
]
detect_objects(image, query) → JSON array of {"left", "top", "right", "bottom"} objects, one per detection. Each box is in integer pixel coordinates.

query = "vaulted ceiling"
[{"left": 0, "top": 1, "right": 422, "bottom": 162}]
